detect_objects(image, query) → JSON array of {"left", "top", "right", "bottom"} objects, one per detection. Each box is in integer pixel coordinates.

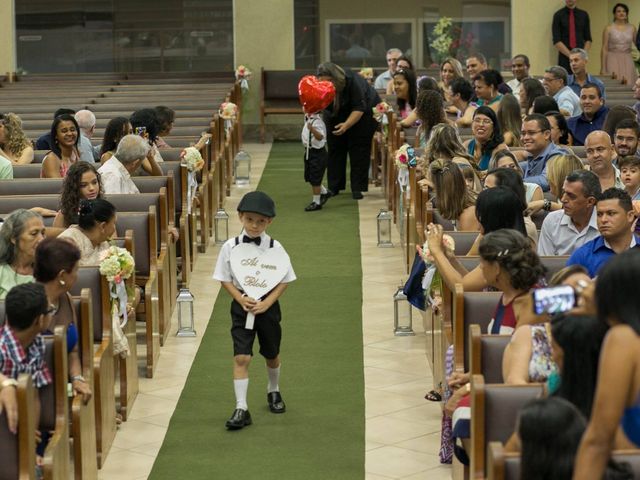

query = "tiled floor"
[{"left": 97, "top": 142, "right": 451, "bottom": 479}]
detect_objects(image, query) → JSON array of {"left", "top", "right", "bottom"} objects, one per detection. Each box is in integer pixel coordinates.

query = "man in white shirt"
[
  {"left": 374, "top": 48, "right": 402, "bottom": 90},
  {"left": 98, "top": 134, "right": 149, "bottom": 194},
  {"left": 506, "top": 54, "right": 530, "bottom": 97},
  {"left": 538, "top": 170, "right": 601, "bottom": 255},
  {"left": 543, "top": 66, "right": 581, "bottom": 117},
  {"left": 585, "top": 130, "right": 624, "bottom": 191},
  {"left": 74, "top": 110, "right": 100, "bottom": 163}
]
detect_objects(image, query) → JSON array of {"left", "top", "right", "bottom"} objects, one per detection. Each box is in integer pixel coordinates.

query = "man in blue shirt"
[
  {"left": 567, "top": 188, "right": 640, "bottom": 277},
  {"left": 567, "top": 48, "right": 606, "bottom": 98},
  {"left": 567, "top": 83, "right": 609, "bottom": 146},
  {"left": 544, "top": 66, "right": 581, "bottom": 117},
  {"left": 520, "top": 113, "right": 566, "bottom": 191}
]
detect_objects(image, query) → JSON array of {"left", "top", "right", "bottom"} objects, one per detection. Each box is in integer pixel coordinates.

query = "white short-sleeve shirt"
[{"left": 98, "top": 156, "right": 140, "bottom": 194}]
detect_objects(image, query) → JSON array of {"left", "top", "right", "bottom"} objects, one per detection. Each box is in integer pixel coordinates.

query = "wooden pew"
[
  {"left": 469, "top": 324, "right": 510, "bottom": 384},
  {"left": 0, "top": 374, "right": 37, "bottom": 480},
  {"left": 41, "top": 326, "right": 71, "bottom": 480}
]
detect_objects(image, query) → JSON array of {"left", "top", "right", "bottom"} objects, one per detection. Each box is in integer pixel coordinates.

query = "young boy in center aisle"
[
  {"left": 213, "top": 191, "right": 296, "bottom": 430},
  {"left": 302, "top": 109, "right": 330, "bottom": 211}
]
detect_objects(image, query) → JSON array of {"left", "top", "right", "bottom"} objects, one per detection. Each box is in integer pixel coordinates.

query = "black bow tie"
[{"left": 243, "top": 235, "right": 261, "bottom": 246}]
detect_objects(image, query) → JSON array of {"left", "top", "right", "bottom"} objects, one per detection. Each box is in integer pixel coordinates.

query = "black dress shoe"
[
  {"left": 225, "top": 408, "right": 252, "bottom": 430},
  {"left": 320, "top": 191, "right": 332, "bottom": 205},
  {"left": 267, "top": 391, "right": 286, "bottom": 413},
  {"left": 304, "top": 202, "right": 322, "bottom": 212},
  {"left": 352, "top": 191, "right": 363, "bottom": 200}
]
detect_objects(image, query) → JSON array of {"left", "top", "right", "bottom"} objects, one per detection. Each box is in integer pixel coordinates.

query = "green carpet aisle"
[{"left": 148, "top": 142, "right": 365, "bottom": 479}]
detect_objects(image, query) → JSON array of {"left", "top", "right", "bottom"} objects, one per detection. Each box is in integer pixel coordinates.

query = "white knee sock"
[
  {"left": 234, "top": 378, "right": 249, "bottom": 410},
  {"left": 320, "top": 185, "right": 328, "bottom": 194},
  {"left": 267, "top": 366, "right": 280, "bottom": 393},
  {"left": 313, "top": 194, "right": 321, "bottom": 204}
]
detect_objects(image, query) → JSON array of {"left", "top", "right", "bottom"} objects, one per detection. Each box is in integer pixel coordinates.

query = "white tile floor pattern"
[{"left": 97, "top": 142, "right": 451, "bottom": 479}]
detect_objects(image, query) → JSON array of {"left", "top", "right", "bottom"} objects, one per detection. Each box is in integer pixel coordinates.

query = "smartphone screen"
[
  {"left": 532, "top": 285, "right": 576, "bottom": 315},
  {"left": 135, "top": 126, "right": 147, "bottom": 136}
]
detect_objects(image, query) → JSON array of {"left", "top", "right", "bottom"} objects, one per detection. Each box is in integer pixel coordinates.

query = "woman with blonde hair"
[
  {"left": 497, "top": 94, "right": 523, "bottom": 147},
  {"left": 439, "top": 57, "right": 464, "bottom": 101},
  {"left": 0, "top": 113, "right": 34, "bottom": 164},
  {"left": 429, "top": 159, "right": 479, "bottom": 231},
  {"left": 525, "top": 153, "right": 585, "bottom": 215}
]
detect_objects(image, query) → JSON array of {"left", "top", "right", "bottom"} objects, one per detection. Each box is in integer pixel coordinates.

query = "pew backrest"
[{"left": 470, "top": 324, "right": 510, "bottom": 384}]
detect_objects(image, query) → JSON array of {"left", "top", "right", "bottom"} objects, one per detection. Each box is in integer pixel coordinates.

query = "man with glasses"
[
  {"left": 538, "top": 170, "right": 601, "bottom": 256},
  {"left": 613, "top": 119, "right": 640, "bottom": 161},
  {"left": 520, "top": 113, "right": 566, "bottom": 191},
  {"left": 374, "top": 48, "right": 402, "bottom": 90},
  {"left": 506, "top": 54, "right": 531, "bottom": 98},
  {"left": 543, "top": 66, "right": 581, "bottom": 117},
  {"left": 567, "top": 83, "right": 609, "bottom": 146},
  {"left": 585, "top": 130, "right": 624, "bottom": 191}
]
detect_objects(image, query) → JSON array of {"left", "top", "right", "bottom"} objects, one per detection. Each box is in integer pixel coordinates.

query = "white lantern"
[
  {"left": 176, "top": 288, "right": 196, "bottom": 337},
  {"left": 393, "top": 284, "right": 415, "bottom": 336},
  {"left": 234, "top": 150, "right": 251, "bottom": 185},
  {"left": 377, "top": 209, "right": 393, "bottom": 247},
  {"left": 214, "top": 208, "right": 229, "bottom": 244}
]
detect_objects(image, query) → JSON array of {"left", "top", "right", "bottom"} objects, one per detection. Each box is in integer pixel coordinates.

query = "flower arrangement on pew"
[
  {"left": 394, "top": 143, "right": 417, "bottom": 190},
  {"left": 220, "top": 101, "right": 238, "bottom": 134},
  {"left": 418, "top": 233, "right": 456, "bottom": 309},
  {"left": 235, "top": 65, "right": 252, "bottom": 93},
  {"left": 359, "top": 67, "right": 374, "bottom": 83},
  {"left": 181, "top": 147, "right": 204, "bottom": 214},
  {"left": 99, "top": 246, "right": 135, "bottom": 357}
]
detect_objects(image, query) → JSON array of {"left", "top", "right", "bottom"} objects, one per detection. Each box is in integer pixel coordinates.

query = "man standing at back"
[
  {"left": 552, "top": 0, "right": 592, "bottom": 72},
  {"left": 374, "top": 48, "right": 402, "bottom": 90}
]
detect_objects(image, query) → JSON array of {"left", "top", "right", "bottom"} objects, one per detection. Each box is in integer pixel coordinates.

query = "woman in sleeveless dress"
[{"left": 601, "top": 3, "right": 638, "bottom": 84}]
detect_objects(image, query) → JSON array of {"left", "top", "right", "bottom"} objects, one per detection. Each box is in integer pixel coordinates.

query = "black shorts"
[
  {"left": 230, "top": 299, "right": 282, "bottom": 359},
  {"left": 304, "top": 147, "right": 328, "bottom": 186}
]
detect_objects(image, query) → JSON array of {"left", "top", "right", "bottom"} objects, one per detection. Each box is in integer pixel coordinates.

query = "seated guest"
[
  {"left": 391, "top": 68, "right": 417, "bottom": 119},
  {"left": 532, "top": 95, "right": 560, "bottom": 115},
  {"left": 567, "top": 188, "right": 640, "bottom": 277},
  {"left": 567, "top": 84, "right": 610, "bottom": 146},
  {"left": 74, "top": 110, "right": 100, "bottom": 163},
  {"left": 585, "top": 130, "right": 624, "bottom": 190},
  {"left": 447, "top": 77, "right": 476, "bottom": 127},
  {"left": 527, "top": 153, "right": 585, "bottom": 215},
  {"left": 99, "top": 116, "right": 133, "bottom": 163},
  {"left": 0, "top": 210, "right": 46, "bottom": 300},
  {"left": 400, "top": 76, "right": 445, "bottom": 127},
  {"left": 602, "top": 105, "right": 636, "bottom": 142},
  {"left": 466, "top": 53, "right": 511, "bottom": 96},
  {"left": 98, "top": 134, "right": 148, "bottom": 194},
  {"left": 507, "top": 54, "right": 531, "bottom": 97},
  {"left": 438, "top": 57, "right": 464, "bottom": 101},
  {"left": 373, "top": 48, "right": 402, "bottom": 90},
  {"left": 129, "top": 108, "right": 164, "bottom": 175},
  {"left": 53, "top": 162, "right": 103, "bottom": 229},
  {"left": 520, "top": 113, "right": 566, "bottom": 191},
  {"left": 154, "top": 106, "right": 175, "bottom": 148},
  {"left": 415, "top": 90, "right": 446, "bottom": 148},
  {"left": 429, "top": 160, "right": 479, "bottom": 231},
  {"left": 0, "top": 283, "right": 52, "bottom": 435},
  {"left": 574, "top": 250, "right": 640, "bottom": 478},
  {"left": 613, "top": 118, "right": 640, "bottom": 160},
  {"left": 0, "top": 113, "right": 34, "bottom": 164},
  {"left": 538, "top": 170, "right": 601, "bottom": 256},
  {"left": 545, "top": 110, "right": 574, "bottom": 147},
  {"left": 496, "top": 93, "right": 522, "bottom": 147},
  {"left": 41, "top": 114, "right": 80, "bottom": 178},
  {"left": 35, "top": 108, "right": 75, "bottom": 151},
  {"left": 385, "top": 56, "right": 414, "bottom": 95},
  {"left": 464, "top": 106, "right": 508, "bottom": 171},
  {"left": 620, "top": 155, "right": 640, "bottom": 200},
  {"left": 542, "top": 66, "right": 581, "bottom": 117},
  {"left": 488, "top": 150, "right": 543, "bottom": 204},
  {"left": 567, "top": 48, "right": 606, "bottom": 98},
  {"left": 519, "top": 78, "right": 547, "bottom": 115},
  {"left": 34, "top": 238, "right": 91, "bottom": 402},
  {"left": 472, "top": 70, "right": 504, "bottom": 111},
  {"left": 0, "top": 153, "right": 12, "bottom": 179},
  {"left": 58, "top": 199, "right": 116, "bottom": 266}
]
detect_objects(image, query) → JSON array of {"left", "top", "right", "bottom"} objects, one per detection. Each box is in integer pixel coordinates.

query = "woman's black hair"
[
  {"left": 395, "top": 55, "right": 414, "bottom": 71},
  {"left": 418, "top": 76, "right": 443, "bottom": 95},
  {"left": 78, "top": 199, "right": 116, "bottom": 231},
  {"left": 100, "top": 116, "right": 131, "bottom": 156},
  {"left": 130, "top": 108, "right": 160, "bottom": 143},
  {"left": 479, "top": 229, "right": 545, "bottom": 290},
  {"left": 154, "top": 106, "right": 175, "bottom": 135},
  {"left": 473, "top": 106, "right": 504, "bottom": 155},
  {"left": 475, "top": 186, "right": 527, "bottom": 236},
  {"left": 393, "top": 68, "right": 418, "bottom": 111},
  {"left": 532, "top": 95, "right": 560, "bottom": 115},
  {"left": 50, "top": 114, "right": 80, "bottom": 158},
  {"left": 521, "top": 78, "right": 546, "bottom": 112},
  {"left": 473, "top": 69, "right": 503, "bottom": 89},
  {"left": 486, "top": 167, "right": 527, "bottom": 211},
  {"left": 550, "top": 313, "right": 608, "bottom": 419},
  {"left": 33, "top": 237, "right": 81, "bottom": 283},
  {"left": 596, "top": 250, "right": 640, "bottom": 334},
  {"left": 519, "top": 397, "right": 586, "bottom": 480},
  {"left": 613, "top": 3, "right": 629, "bottom": 16},
  {"left": 545, "top": 110, "right": 571, "bottom": 145}
]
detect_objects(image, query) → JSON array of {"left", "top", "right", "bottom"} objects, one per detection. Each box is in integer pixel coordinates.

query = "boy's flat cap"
[{"left": 237, "top": 191, "right": 276, "bottom": 217}]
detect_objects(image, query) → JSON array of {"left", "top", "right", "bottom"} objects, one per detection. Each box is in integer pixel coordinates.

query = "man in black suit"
[{"left": 552, "top": 0, "right": 592, "bottom": 72}]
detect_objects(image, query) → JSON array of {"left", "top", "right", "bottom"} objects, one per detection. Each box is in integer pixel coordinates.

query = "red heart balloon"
[{"left": 298, "top": 75, "right": 336, "bottom": 114}]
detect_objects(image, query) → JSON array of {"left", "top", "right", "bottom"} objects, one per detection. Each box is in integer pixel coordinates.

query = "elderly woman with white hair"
[{"left": 97, "top": 134, "right": 152, "bottom": 194}]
